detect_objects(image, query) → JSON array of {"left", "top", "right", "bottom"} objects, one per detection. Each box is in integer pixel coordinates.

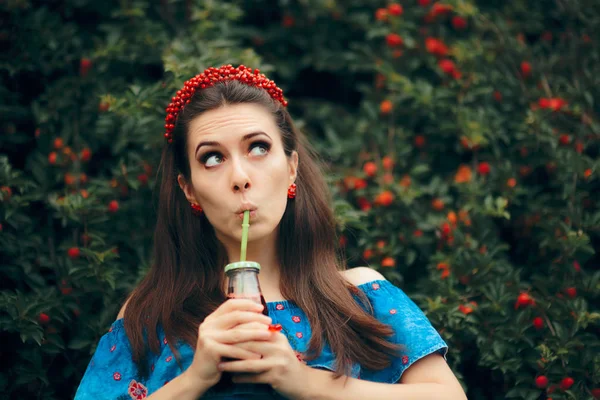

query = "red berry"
[
  {"left": 425, "top": 37, "right": 449, "bottom": 57},
  {"left": 418, "top": 0, "right": 431, "bottom": 6},
  {"left": 48, "top": 152, "right": 57, "bottom": 165},
  {"left": 431, "top": 3, "right": 452, "bottom": 16},
  {"left": 357, "top": 197, "right": 371, "bottom": 211},
  {"left": 108, "top": 200, "right": 119, "bottom": 213},
  {"left": 80, "top": 148, "right": 92, "bottom": 162},
  {"left": 363, "top": 162, "right": 378, "bottom": 177},
  {"left": 386, "top": 33, "right": 403, "bottom": 47},
  {"left": 438, "top": 59, "right": 457, "bottom": 76},
  {"left": 354, "top": 178, "right": 367, "bottom": 190},
  {"left": 432, "top": 198, "right": 444, "bottom": 211},
  {"left": 64, "top": 173, "right": 76, "bottom": 186},
  {"left": 451, "top": 16, "right": 467, "bottom": 30},
  {"left": 282, "top": 15, "right": 295, "bottom": 27},
  {"left": 493, "top": 90, "right": 502, "bottom": 102},
  {"left": 380, "top": 100, "right": 393, "bottom": 114},
  {"left": 515, "top": 292, "right": 533, "bottom": 309},
  {"left": 458, "top": 304, "right": 473, "bottom": 315},
  {"left": 477, "top": 162, "right": 491, "bottom": 175},
  {"left": 573, "top": 260, "right": 581, "bottom": 272},
  {"left": 375, "top": 191, "right": 394, "bottom": 207},
  {"left": 67, "top": 247, "right": 80, "bottom": 259},
  {"left": 1, "top": 186, "right": 12, "bottom": 201},
  {"left": 38, "top": 313, "right": 50, "bottom": 325},
  {"left": 381, "top": 257, "right": 395, "bottom": 268},
  {"left": 137, "top": 174, "right": 148, "bottom": 185},
  {"left": 79, "top": 58, "right": 92, "bottom": 77},
  {"left": 591, "top": 388, "right": 600, "bottom": 399},
  {"left": 53, "top": 137, "right": 64, "bottom": 149},
  {"left": 441, "top": 222, "right": 451, "bottom": 236},
  {"left": 437, "top": 262, "right": 450, "bottom": 270},
  {"left": 559, "top": 377, "right": 574, "bottom": 390},
  {"left": 535, "top": 375, "right": 548, "bottom": 389},
  {"left": 375, "top": 8, "right": 388, "bottom": 21},
  {"left": 532, "top": 317, "right": 544, "bottom": 330},
  {"left": 558, "top": 134, "right": 571, "bottom": 146},
  {"left": 387, "top": 3, "right": 403, "bottom": 16},
  {"left": 61, "top": 286, "right": 73, "bottom": 296},
  {"left": 565, "top": 287, "right": 577, "bottom": 298},
  {"left": 98, "top": 102, "right": 110, "bottom": 112},
  {"left": 414, "top": 135, "right": 426, "bottom": 148},
  {"left": 362, "top": 249, "right": 373, "bottom": 260},
  {"left": 521, "top": 61, "right": 532, "bottom": 77},
  {"left": 382, "top": 156, "right": 394, "bottom": 170}
]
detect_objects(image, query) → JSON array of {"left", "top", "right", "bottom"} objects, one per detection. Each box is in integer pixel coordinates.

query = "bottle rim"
[{"left": 224, "top": 261, "right": 261, "bottom": 273}]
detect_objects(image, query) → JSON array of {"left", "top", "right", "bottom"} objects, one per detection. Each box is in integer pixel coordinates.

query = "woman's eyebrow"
[{"left": 194, "top": 131, "right": 271, "bottom": 158}]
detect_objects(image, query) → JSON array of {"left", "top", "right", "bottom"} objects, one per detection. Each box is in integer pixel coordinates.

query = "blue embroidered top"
[{"left": 74, "top": 279, "right": 448, "bottom": 399}]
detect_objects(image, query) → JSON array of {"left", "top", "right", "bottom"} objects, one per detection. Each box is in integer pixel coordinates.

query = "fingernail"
[{"left": 268, "top": 323, "right": 282, "bottom": 332}]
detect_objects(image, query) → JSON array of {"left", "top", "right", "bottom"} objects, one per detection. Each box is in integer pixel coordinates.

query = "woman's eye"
[
  {"left": 201, "top": 142, "right": 269, "bottom": 168},
  {"left": 202, "top": 153, "right": 223, "bottom": 167},
  {"left": 250, "top": 142, "right": 270, "bottom": 156}
]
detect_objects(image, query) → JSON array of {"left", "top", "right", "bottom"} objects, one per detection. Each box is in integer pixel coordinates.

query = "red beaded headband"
[{"left": 163, "top": 64, "right": 288, "bottom": 144}]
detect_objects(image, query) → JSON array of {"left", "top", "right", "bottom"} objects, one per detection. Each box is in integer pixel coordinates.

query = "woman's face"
[{"left": 178, "top": 103, "right": 298, "bottom": 246}]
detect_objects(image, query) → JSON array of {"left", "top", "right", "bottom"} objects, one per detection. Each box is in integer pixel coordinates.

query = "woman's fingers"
[
  {"left": 209, "top": 299, "right": 264, "bottom": 319},
  {"left": 236, "top": 321, "right": 268, "bottom": 331},
  {"left": 210, "top": 341, "right": 263, "bottom": 361},
  {"left": 214, "top": 310, "right": 272, "bottom": 330},
  {"left": 218, "top": 327, "right": 271, "bottom": 344}
]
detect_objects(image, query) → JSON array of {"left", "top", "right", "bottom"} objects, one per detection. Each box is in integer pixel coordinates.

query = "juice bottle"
[
  {"left": 224, "top": 261, "right": 268, "bottom": 316},
  {"left": 215, "top": 261, "right": 268, "bottom": 389}
]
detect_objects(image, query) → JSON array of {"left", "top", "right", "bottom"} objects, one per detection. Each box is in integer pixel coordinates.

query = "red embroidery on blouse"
[
  {"left": 389, "top": 309, "right": 397, "bottom": 315},
  {"left": 163, "top": 337, "right": 168, "bottom": 345},
  {"left": 295, "top": 332, "right": 303, "bottom": 338},
  {"left": 113, "top": 372, "right": 121, "bottom": 381},
  {"left": 402, "top": 355, "right": 409, "bottom": 365},
  {"left": 165, "top": 355, "right": 172, "bottom": 362},
  {"left": 110, "top": 344, "right": 116, "bottom": 352},
  {"left": 108, "top": 326, "right": 113, "bottom": 332},
  {"left": 150, "top": 364, "right": 155, "bottom": 372},
  {"left": 372, "top": 283, "right": 380, "bottom": 290},
  {"left": 128, "top": 380, "right": 148, "bottom": 399},
  {"left": 276, "top": 304, "right": 284, "bottom": 310},
  {"left": 292, "top": 316, "right": 301, "bottom": 323}
]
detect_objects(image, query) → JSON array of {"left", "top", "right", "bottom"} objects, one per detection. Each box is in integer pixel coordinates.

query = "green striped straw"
[{"left": 240, "top": 210, "right": 250, "bottom": 261}]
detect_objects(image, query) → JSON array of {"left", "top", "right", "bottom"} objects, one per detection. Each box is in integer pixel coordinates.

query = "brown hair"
[{"left": 123, "top": 79, "right": 402, "bottom": 380}]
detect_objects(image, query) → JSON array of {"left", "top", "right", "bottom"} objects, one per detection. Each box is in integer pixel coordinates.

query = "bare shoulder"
[
  {"left": 116, "top": 297, "right": 131, "bottom": 320},
  {"left": 340, "top": 267, "right": 386, "bottom": 286}
]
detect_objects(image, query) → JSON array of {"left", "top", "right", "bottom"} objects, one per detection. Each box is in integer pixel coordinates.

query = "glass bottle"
[{"left": 224, "top": 261, "right": 268, "bottom": 316}]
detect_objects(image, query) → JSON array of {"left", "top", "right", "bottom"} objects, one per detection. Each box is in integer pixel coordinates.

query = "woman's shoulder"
[
  {"left": 116, "top": 297, "right": 131, "bottom": 320},
  {"left": 340, "top": 266, "right": 386, "bottom": 287}
]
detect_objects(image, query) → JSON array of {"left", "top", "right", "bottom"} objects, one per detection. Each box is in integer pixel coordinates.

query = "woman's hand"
[
  {"left": 184, "top": 299, "right": 273, "bottom": 392},
  {"left": 216, "top": 330, "right": 315, "bottom": 400}
]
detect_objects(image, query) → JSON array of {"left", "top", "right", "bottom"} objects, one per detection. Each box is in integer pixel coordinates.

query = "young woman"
[{"left": 74, "top": 65, "right": 466, "bottom": 400}]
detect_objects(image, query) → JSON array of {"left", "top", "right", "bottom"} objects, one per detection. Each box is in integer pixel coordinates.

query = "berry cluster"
[{"left": 164, "top": 65, "right": 287, "bottom": 143}]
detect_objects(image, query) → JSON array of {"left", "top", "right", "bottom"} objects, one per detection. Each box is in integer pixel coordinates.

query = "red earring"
[
  {"left": 190, "top": 203, "right": 203, "bottom": 216},
  {"left": 288, "top": 183, "right": 297, "bottom": 199}
]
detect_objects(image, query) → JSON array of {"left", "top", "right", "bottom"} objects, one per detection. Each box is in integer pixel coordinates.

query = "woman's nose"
[
  {"left": 231, "top": 160, "right": 252, "bottom": 193},
  {"left": 233, "top": 181, "right": 251, "bottom": 192}
]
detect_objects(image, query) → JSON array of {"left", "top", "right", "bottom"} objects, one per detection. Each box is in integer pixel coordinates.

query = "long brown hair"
[{"left": 123, "top": 80, "right": 402, "bottom": 380}]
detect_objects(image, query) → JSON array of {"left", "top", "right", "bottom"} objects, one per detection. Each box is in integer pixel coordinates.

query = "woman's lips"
[{"left": 238, "top": 210, "right": 257, "bottom": 220}]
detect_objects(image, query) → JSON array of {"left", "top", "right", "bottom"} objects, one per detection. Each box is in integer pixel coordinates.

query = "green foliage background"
[{"left": 1, "top": 0, "right": 599, "bottom": 399}]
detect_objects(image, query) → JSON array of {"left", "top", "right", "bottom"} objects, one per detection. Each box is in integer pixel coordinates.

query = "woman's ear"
[
  {"left": 177, "top": 174, "right": 197, "bottom": 204},
  {"left": 288, "top": 150, "right": 299, "bottom": 184}
]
